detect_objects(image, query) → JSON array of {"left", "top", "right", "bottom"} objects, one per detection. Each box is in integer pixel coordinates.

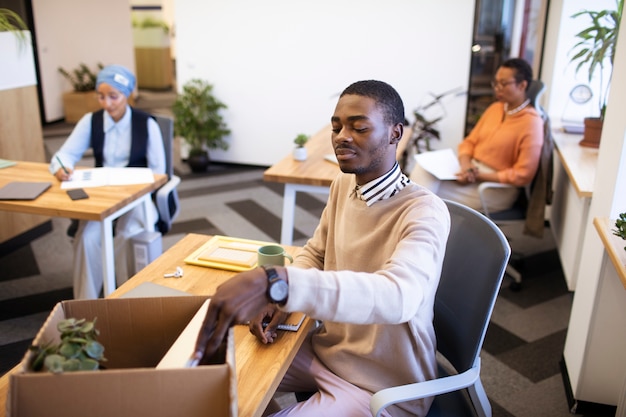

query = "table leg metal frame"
[
  {"left": 101, "top": 194, "right": 156, "bottom": 296},
  {"left": 280, "top": 183, "right": 330, "bottom": 245}
]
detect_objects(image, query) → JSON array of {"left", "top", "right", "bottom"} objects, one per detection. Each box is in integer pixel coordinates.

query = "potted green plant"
[
  {"left": 29, "top": 318, "right": 106, "bottom": 373},
  {"left": 569, "top": 0, "right": 623, "bottom": 148},
  {"left": 58, "top": 62, "right": 105, "bottom": 123},
  {"left": 0, "top": 8, "right": 28, "bottom": 48},
  {"left": 172, "top": 79, "right": 231, "bottom": 172},
  {"left": 293, "top": 133, "right": 309, "bottom": 161},
  {"left": 613, "top": 212, "right": 626, "bottom": 252}
]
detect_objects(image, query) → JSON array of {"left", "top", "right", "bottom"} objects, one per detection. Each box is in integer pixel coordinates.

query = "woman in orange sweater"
[{"left": 410, "top": 58, "right": 544, "bottom": 212}]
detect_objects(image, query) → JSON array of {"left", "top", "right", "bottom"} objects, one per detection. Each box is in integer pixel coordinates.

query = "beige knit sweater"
[{"left": 285, "top": 173, "right": 450, "bottom": 416}]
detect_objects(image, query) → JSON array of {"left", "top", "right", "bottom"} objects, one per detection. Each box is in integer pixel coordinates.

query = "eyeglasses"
[{"left": 491, "top": 79, "right": 518, "bottom": 89}]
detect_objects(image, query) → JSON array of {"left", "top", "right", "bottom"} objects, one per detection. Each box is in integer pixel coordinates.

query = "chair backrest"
[
  {"left": 435, "top": 200, "right": 510, "bottom": 373},
  {"left": 154, "top": 114, "right": 175, "bottom": 179},
  {"left": 527, "top": 79, "right": 546, "bottom": 116},
  {"left": 152, "top": 114, "right": 181, "bottom": 235}
]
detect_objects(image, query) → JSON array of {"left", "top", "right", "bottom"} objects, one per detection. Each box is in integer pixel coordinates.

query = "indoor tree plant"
[
  {"left": 569, "top": 0, "right": 623, "bottom": 148},
  {"left": 172, "top": 79, "right": 231, "bottom": 172}
]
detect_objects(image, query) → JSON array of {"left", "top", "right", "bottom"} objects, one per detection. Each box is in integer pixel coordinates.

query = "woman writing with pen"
[{"left": 50, "top": 64, "right": 166, "bottom": 299}]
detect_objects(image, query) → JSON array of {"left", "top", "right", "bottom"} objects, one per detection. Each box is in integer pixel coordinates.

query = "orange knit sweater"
[{"left": 458, "top": 101, "right": 543, "bottom": 186}]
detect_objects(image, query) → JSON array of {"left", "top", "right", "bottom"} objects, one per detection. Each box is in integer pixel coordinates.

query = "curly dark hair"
[{"left": 340, "top": 80, "right": 405, "bottom": 126}]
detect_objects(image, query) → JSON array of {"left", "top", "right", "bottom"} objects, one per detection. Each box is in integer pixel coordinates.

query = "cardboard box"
[{"left": 8, "top": 296, "right": 237, "bottom": 417}]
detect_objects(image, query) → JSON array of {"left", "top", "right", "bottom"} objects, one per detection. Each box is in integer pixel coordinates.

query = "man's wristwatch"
[{"left": 261, "top": 265, "right": 289, "bottom": 305}]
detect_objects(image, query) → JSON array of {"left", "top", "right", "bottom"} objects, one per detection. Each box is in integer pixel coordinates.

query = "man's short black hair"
[
  {"left": 501, "top": 58, "right": 533, "bottom": 91},
  {"left": 340, "top": 80, "right": 405, "bottom": 126}
]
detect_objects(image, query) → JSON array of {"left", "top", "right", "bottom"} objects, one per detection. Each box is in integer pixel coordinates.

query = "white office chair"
[
  {"left": 153, "top": 114, "right": 181, "bottom": 234},
  {"left": 477, "top": 80, "right": 553, "bottom": 290},
  {"left": 370, "top": 199, "right": 510, "bottom": 417}
]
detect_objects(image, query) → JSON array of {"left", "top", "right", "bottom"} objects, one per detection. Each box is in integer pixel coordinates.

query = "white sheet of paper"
[
  {"left": 61, "top": 167, "right": 155, "bottom": 189},
  {"left": 413, "top": 148, "right": 460, "bottom": 180}
]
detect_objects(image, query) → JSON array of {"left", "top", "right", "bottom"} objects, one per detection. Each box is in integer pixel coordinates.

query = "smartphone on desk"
[{"left": 67, "top": 188, "right": 89, "bottom": 200}]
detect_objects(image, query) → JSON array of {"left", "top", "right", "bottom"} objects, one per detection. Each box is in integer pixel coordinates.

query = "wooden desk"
[
  {"left": 550, "top": 130, "right": 598, "bottom": 290},
  {"left": 264, "top": 125, "right": 339, "bottom": 245},
  {"left": 0, "top": 161, "right": 167, "bottom": 295},
  {"left": 264, "top": 125, "right": 411, "bottom": 245},
  {"left": 0, "top": 234, "right": 312, "bottom": 417}
]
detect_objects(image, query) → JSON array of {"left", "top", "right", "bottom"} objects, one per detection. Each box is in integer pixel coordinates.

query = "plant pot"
[
  {"left": 293, "top": 147, "right": 307, "bottom": 161},
  {"left": 579, "top": 117, "right": 603, "bottom": 148},
  {"left": 187, "top": 151, "right": 210, "bottom": 173}
]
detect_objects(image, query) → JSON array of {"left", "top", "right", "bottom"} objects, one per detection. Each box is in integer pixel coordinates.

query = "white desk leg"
[
  {"left": 280, "top": 184, "right": 330, "bottom": 246},
  {"left": 100, "top": 194, "right": 154, "bottom": 297},
  {"left": 281, "top": 184, "right": 297, "bottom": 245},
  {"left": 101, "top": 216, "right": 115, "bottom": 297},
  {"left": 142, "top": 194, "right": 156, "bottom": 232}
]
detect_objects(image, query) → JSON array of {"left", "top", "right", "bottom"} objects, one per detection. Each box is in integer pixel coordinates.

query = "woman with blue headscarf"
[{"left": 50, "top": 64, "right": 166, "bottom": 299}]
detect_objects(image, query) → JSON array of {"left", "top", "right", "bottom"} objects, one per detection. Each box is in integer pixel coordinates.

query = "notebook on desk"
[{"left": 0, "top": 181, "right": 51, "bottom": 200}]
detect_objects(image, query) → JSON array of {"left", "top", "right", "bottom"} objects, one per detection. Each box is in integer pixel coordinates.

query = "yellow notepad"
[{"left": 185, "top": 235, "right": 274, "bottom": 271}]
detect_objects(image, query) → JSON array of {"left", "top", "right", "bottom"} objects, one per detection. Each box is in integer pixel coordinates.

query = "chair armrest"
[
  {"left": 155, "top": 175, "right": 181, "bottom": 228},
  {"left": 477, "top": 182, "right": 516, "bottom": 217},
  {"left": 370, "top": 360, "right": 481, "bottom": 417}
]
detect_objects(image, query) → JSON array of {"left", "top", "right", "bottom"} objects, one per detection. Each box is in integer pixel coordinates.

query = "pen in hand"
[{"left": 55, "top": 156, "right": 71, "bottom": 180}]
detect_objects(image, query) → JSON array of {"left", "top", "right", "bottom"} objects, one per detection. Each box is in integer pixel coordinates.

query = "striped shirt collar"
[{"left": 353, "top": 162, "right": 411, "bottom": 206}]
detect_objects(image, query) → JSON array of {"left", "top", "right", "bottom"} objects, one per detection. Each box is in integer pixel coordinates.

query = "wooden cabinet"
[
  {"left": 133, "top": 28, "right": 173, "bottom": 90},
  {"left": 0, "top": 85, "right": 50, "bottom": 244}
]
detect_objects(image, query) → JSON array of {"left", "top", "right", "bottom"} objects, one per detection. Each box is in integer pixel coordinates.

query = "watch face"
[{"left": 269, "top": 280, "right": 289, "bottom": 303}]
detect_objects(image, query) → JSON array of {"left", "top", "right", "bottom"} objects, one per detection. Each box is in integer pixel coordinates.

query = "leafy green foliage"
[
  {"left": 172, "top": 79, "right": 231, "bottom": 153},
  {"left": 293, "top": 133, "right": 309, "bottom": 147},
  {"left": 58, "top": 63, "right": 104, "bottom": 92},
  {"left": 29, "top": 318, "right": 106, "bottom": 374},
  {"left": 132, "top": 17, "right": 170, "bottom": 34},
  {"left": 569, "top": 0, "right": 623, "bottom": 119},
  {"left": 0, "top": 8, "right": 28, "bottom": 50},
  {"left": 613, "top": 212, "right": 626, "bottom": 252}
]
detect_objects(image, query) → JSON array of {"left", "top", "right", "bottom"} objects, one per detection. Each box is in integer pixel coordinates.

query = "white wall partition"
[{"left": 174, "top": 0, "right": 475, "bottom": 166}]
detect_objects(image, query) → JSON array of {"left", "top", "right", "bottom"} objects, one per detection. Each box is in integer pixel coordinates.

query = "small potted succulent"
[
  {"left": 612, "top": 212, "right": 626, "bottom": 252},
  {"left": 292, "top": 133, "right": 309, "bottom": 161}
]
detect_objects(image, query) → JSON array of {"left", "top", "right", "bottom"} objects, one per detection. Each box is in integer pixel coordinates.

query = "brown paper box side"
[{"left": 8, "top": 296, "right": 237, "bottom": 417}]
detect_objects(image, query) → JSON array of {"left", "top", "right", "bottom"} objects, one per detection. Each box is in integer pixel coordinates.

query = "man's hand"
[
  {"left": 190, "top": 266, "right": 285, "bottom": 364},
  {"left": 249, "top": 305, "right": 290, "bottom": 344}
]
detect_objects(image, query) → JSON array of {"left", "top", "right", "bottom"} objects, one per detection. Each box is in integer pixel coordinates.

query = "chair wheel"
[{"left": 509, "top": 281, "right": 522, "bottom": 292}]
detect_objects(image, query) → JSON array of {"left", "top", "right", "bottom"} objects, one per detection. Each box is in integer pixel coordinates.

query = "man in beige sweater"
[{"left": 193, "top": 80, "right": 451, "bottom": 416}]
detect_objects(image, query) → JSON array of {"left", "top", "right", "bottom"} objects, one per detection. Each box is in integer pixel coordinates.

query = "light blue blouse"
[{"left": 50, "top": 106, "right": 166, "bottom": 176}]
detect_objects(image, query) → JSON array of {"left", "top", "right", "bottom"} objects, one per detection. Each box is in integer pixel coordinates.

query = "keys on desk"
[{"left": 164, "top": 266, "right": 184, "bottom": 278}]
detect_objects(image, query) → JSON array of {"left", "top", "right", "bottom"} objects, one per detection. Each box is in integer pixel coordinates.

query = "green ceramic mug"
[{"left": 258, "top": 245, "right": 293, "bottom": 266}]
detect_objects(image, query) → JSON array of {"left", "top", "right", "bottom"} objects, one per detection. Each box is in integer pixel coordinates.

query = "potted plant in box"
[
  {"left": 569, "top": 0, "right": 623, "bottom": 148},
  {"left": 172, "top": 79, "right": 231, "bottom": 173},
  {"left": 292, "top": 133, "right": 309, "bottom": 161}
]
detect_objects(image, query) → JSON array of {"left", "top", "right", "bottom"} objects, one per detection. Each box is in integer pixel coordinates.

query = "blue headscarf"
[{"left": 96, "top": 65, "right": 136, "bottom": 97}]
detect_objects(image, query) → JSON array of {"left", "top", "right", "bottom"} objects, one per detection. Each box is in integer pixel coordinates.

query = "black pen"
[{"left": 55, "top": 156, "right": 69, "bottom": 175}]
